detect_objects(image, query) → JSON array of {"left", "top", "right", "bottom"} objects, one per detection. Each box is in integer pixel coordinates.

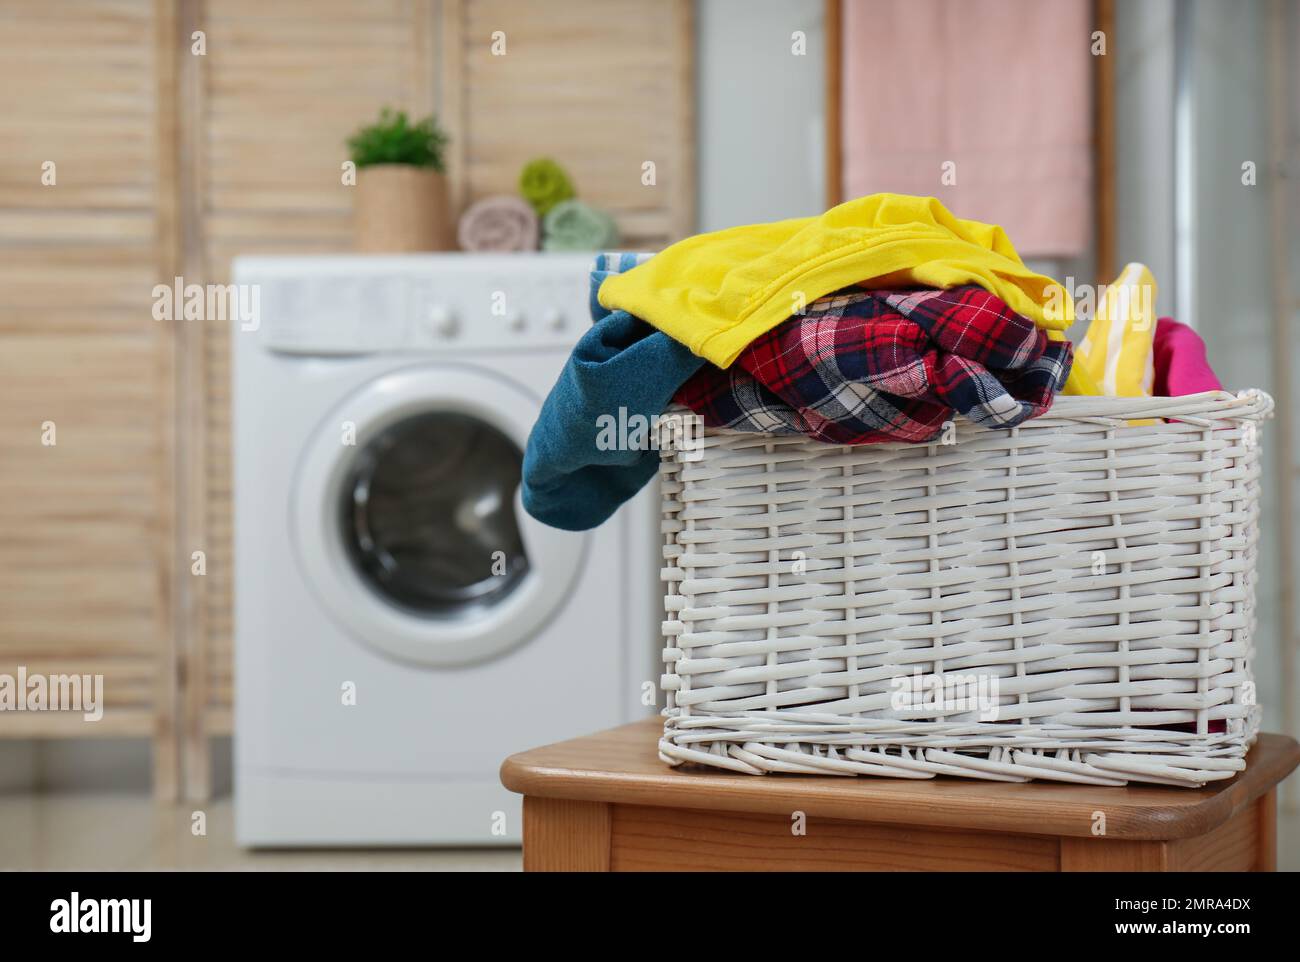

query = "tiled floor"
[
  {"left": 0, "top": 794, "right": 520, "bottom": 871},
  {"left": 2, "top": 792, "right": 1297, "bottom": 871}
]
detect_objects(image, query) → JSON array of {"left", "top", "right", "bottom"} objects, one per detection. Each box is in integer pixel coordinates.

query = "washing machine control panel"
[{"left": 234, "top": 253, "right": 604, "bottom": 356}]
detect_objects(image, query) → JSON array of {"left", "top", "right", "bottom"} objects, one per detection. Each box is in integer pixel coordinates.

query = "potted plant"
[{"left": 347, "top": 108, "right": 453, "bottom": 252}]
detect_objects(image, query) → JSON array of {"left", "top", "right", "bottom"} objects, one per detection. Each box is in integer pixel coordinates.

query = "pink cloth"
[
  {"left": 840, "top": 0, "right": 1092, "bottom": 257},
  {"left": 1153, "top": 317, "right": 1222, "bottom": 396}
]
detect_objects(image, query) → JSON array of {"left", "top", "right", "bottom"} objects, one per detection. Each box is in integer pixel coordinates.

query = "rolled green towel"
[
  {"left": 542, "top": 199, "right": 618, "bottom": 252},
  {"left": 518, "top": 158, "right": 575, "bottom": 217}
]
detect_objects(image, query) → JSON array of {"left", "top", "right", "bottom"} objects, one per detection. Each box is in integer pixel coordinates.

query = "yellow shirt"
[{"left": 598, "top": 193, "right": 1077, "bottom": 369}]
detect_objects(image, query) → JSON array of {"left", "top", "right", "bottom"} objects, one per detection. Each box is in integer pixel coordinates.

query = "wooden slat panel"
[
  {"left": 0, "top": 709, "right": 156, "bottom": 738},
  {"left": 0, "top": 0, "right": 173, "bottom": 758},
  {"left": 0, "top": 244, "right": 160, "bottom": 318},
  {"left": 448, "top": 0, "right": 695, "bottom": 246},
  {"left": 0, "top": 674, "right": 155, "bottom": 709},
  {"left": 0, "top": 1, "right": 156, "bottom": 212},
  {"left": 175, "top": 0, "right": 209, "bottom": 794},
  {"left": 204, "top": 0, "right": 409, "bottom": 19}
]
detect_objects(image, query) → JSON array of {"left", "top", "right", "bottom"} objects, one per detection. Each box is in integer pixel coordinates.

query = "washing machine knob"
[
  {"left": 427, "top": 304, "right": 459, "bottom": 338},
  {"left": 542, "top": 308, "right": 565, "bottom": 331},
  {"left": 506, "top": 311, "right": 526, "bottom": 331}
]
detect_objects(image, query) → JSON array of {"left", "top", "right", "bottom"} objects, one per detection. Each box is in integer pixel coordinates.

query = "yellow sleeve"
[
  {"left": 1056, "top": 335, "right": 1103, "bottom": 397},
  {"left": 1072, "top": 263, "right": 1158, "bottom": 397}
]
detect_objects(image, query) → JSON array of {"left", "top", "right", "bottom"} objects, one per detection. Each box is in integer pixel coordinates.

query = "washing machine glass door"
[{"left": 292, "top": 364, "right": 586, "bottom": 666}]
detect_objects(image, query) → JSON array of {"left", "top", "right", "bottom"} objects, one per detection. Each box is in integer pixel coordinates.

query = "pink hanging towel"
[
  {"left": 840, "top": 0, "right": 1092, "bottom": 258},
  {"left": 1152, "top": 317, "right": 1223, "bottom": 396}
]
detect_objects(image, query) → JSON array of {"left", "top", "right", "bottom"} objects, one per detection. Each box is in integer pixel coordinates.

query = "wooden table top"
[{"left": 501, "top": 718, "right": 1300, "bottom": 841}]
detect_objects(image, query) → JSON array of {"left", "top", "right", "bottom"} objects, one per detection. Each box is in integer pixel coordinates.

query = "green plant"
[{"left": 347, "top": 108, "right": 449, "bottom": 171}]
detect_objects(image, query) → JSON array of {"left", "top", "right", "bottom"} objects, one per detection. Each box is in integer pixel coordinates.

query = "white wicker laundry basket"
[{"left": 657, "top": 390, "right": 1273, "bottom": 787}]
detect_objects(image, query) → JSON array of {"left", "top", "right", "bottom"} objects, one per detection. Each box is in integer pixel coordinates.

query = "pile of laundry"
[{"left": 523, "top": 194, "right": 1222, "bottom": 531}]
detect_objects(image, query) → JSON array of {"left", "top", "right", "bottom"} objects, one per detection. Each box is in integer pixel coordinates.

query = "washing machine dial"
[
  {"left": 541, "top": 308, "right": 565, "bottom": 331},
  {"left": 506, "top": 310, "right": 526, "bottom": 332},
  {"left": 426, "top": 304, "right": 459, "bottom": 338}
]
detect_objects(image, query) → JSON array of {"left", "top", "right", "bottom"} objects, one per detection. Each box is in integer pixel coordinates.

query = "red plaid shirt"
[{"left": 674, "top": 285, "right": 1073, "bottom": 444}]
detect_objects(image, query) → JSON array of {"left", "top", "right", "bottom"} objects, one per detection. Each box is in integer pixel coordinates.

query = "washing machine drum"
[
  {"left": 293, "top": 366, "right": 586, "bottom": 667},
  {"left": 342, "top": 412, "right": 529, "bottom": 617}
]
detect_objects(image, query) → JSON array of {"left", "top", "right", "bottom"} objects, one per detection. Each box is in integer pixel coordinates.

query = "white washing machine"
[{"left": 231, "top": 253, "right": 659, "bottom": 847}]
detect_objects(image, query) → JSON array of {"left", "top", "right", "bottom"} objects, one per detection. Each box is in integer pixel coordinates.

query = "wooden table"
[{"left": 501, "top": 719, "right": 1299, "bottom": 871}]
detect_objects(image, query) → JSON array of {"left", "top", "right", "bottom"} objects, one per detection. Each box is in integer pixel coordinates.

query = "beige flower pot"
[{"left": 353, "top": 164, "right": 454, "bottom": 253}]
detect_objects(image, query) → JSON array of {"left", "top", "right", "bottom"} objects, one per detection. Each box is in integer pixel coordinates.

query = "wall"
[
  {"left": 696, "top": 0, "right": 826, "bottom": 231},
  {"left": 1185, "top": 0, "right": 1290, "bottom": 734},
  {"left": 1113, "top": 0, "right": 1294, "bottom": 737},
  {"left": 1113, "top": 0, "right": 1177, "bottom": 308}
]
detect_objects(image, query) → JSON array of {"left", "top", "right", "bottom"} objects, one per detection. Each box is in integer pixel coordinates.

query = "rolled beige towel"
[{"left": 457, "top": 195, "right": 540, "bottom": 252}]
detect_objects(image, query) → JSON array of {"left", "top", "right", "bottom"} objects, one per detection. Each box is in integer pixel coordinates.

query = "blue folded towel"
[{"left": 521, "top": 254, "right": 706, "bottom": 531}]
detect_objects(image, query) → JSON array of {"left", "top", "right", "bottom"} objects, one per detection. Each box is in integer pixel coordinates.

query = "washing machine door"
[{"left": 292, "top": 364, "right": 586, "bottom": 667}]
